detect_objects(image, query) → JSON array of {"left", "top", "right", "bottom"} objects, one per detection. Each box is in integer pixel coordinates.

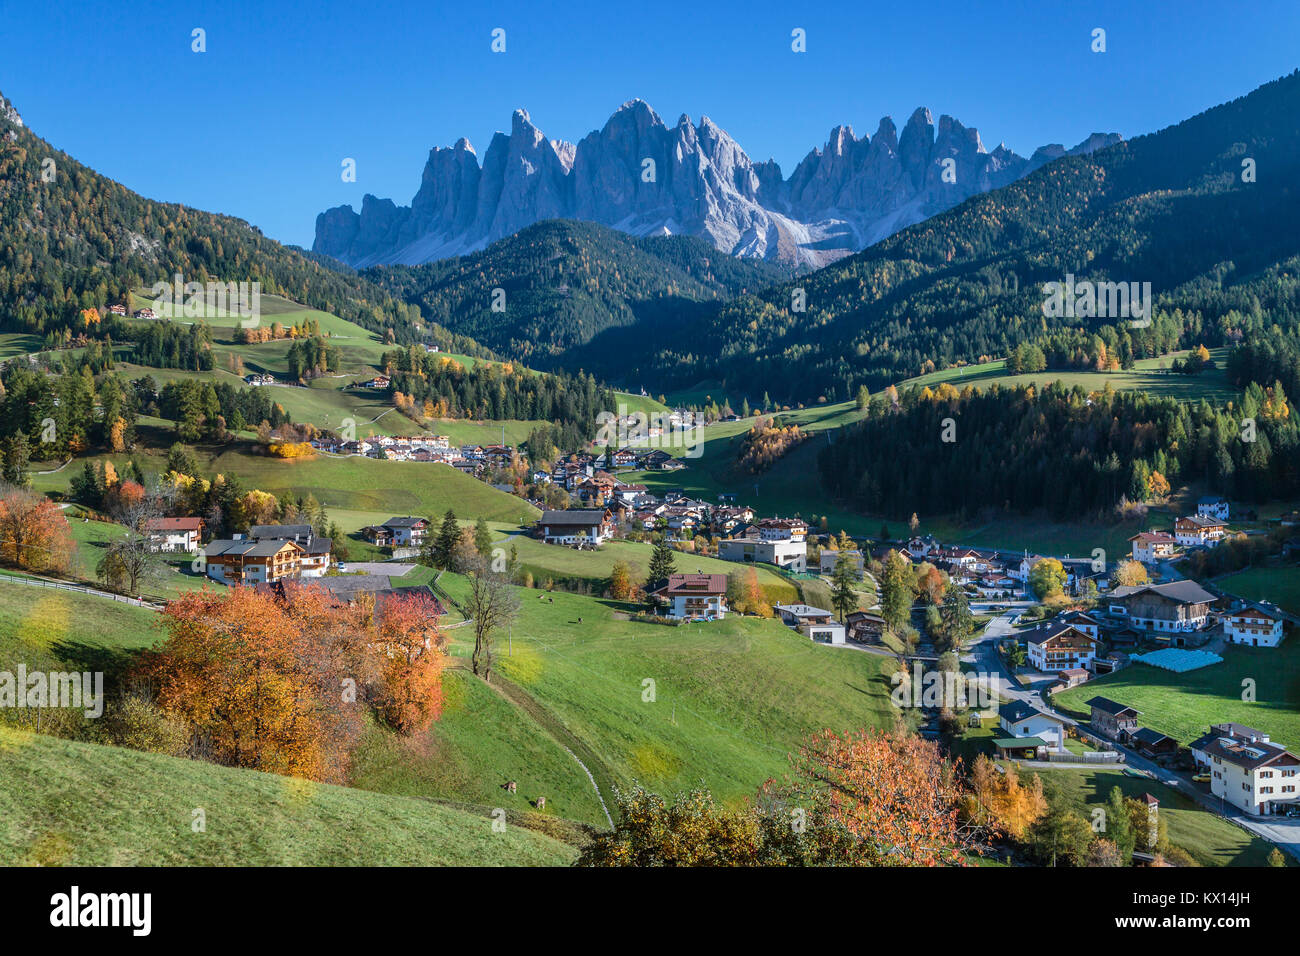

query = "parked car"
[{"left": 1192, "top": 772, "right": 1211, "bottom": 783}]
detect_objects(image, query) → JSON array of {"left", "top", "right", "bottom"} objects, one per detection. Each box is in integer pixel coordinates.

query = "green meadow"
[
  {"left": 1055, "top": 639, "right": 1300, "bottom": 747},
  {"left": 0, "top": 727, "right": 577, "bottom": 866}
]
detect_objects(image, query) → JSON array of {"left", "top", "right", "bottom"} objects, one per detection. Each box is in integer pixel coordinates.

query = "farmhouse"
[
  {"left": 1085, "top": 696, "right": 1141, "bottom": 741},
  {"left": 641, "top": 449, "right": 685, "bottom": 471},
  {"left": 997, "top": 700, "right": 1066, "bottom": 752},
  {"left": 145, "top": 516, "right": 204, "bottom": 553},
  {"left": 1224, "top": 601, "right": 1289, "bottom": 647},
  {"left": 1174, "top": 514, "right": 1227, "bottom": 548},
  {"left": 373, "top": 516, "right": 429, "bottom": 546},
  {"left": 1128, "top": 531, "right": 1177, "bottom": 564},
  {"left": 656, "top": 573, "right": 728, "bottom": 621},
  {"left": 204, "top": 537, "right": 305, "bottom": 585},
  {"left": 845, "top": 610, "right": 886, "bottom": 643},
  {"left": 244, "top": 525, "right": 333, "bottom": 577},
  {"left": 536, "top": 508, "right": 613, "bottom": 546},
  {"left": 1130, "top": 727, "right": 1178, "bottom": 759},
  {"left": 1197, "top": 495, "right": 1230, "bottom": 521},
  {"left": 1023, "top": 620, "right": 1100, "bottom": 672},
  {"left": 774, "top": 603, "right": 846, "bottom": 645},
  {"left": 1108, "top": 580, "right": 1217, "bottom": 635}
]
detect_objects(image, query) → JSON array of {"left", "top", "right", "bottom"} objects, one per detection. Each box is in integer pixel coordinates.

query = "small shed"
[{"left": 1131, "top": 727, "right": 1177, "bottom": 758}]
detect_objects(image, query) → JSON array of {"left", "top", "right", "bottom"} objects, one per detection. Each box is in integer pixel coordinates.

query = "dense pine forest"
[
  {"left": 818, "top": 379, "right": 1300, "bottom": 519},
  {"left": 365, "top": 219, "right": 785, "bottom": 368},
  {"left": 381, "top": 346, "right": 615, "bottom": 441}
]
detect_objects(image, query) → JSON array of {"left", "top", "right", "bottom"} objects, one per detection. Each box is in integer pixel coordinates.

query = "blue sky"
[{"left": 2, "top": 0, "right": 1297, "bottom": 248}]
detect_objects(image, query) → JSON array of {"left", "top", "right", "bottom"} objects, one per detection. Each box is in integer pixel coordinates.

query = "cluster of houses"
[
  {"left": 992, "top": 696, "right": 1300, "bottom": 818},
  {"left": 1127, "top": 496, "right": 1233, "bottom": 561},
  {"left": 108, "top": 304, "right": 157, "bottom": 320},
  {"left": 531, "top": 498, "right": 790, "bottom": 554},
  {"left": 550, "top": 449, "right": 686, "bottom": 492},
  {"left": 1008, "top": 581, "right": 1294, "bottom": 691},
  {"left": 143, "top": 515, "right": 444, "bottom": 610},
  {"left": 310, "top": 434, "right": 515, "bottom": 475},
  {"left": 1084, "top": 702, "right": 1300, "bottom": 818}
]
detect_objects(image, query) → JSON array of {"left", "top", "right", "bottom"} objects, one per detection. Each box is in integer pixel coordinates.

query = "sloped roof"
[
  {"left": 1024, "top": 620, "right": 1099, "bottom": 646},
  {"left": 1110, "top": 580, "right": 1216, "bottom": 605},
  {"left": 999, "top": 700, "right": 1064, "bottom": 725},
  {"left": 383, "top": 516, "right": 427, "bottom": 528},
  {"left": 539, "top": 509, "right": 608, "bottom": 526},
  {"left": 1085, "top": 696, "right": 1141, "bottom": 718},
  {"left": 146, "top": 516, "right": 203, "bottom": 532},
  {"left": 662, "top": 573, "right": 727, "bottom": 596},
  {"left": 251, "top": 524, "right": 311, "bottom": 540}
]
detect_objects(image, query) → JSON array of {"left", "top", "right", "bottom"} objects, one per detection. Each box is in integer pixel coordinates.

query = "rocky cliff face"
[
  {"left": 0, "top": 93, "right": 23, "bottom": 141},
  {"left": 314, "top": 100, "right": 1120, "bottom": 269}
]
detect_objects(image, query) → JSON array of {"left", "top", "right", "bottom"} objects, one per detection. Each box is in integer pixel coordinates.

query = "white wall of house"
[
  {"left": 150, "top": 531, "right": 199, "bottom": 553},
  {"left": 806, "top": 623, "right": 846, "bottom": 645},
  {"left": 719, "top": 538, "right": 806, "bottom": 572},
  {"left": 999, "top": 713, "right": 1065, "bottom": 751},
  {"left": 1176, "top": 527, "right": 1224, "bottom": 548},
  {"left": 1198, "top": 500, "right": 1230, "bottom": 521},
  {"left": 542, "top": 525, "right": 609, "bottom": 546},
  {"left": 1028, "top": 641, "right": 1097, "bottom": 672},
  {"left": 1210, "top": 757, "right": 1300, "bottom": 815},
  {"left": 669, "top": 594, "right": 726, "bottom": 620},
  {"left": 1226, "top": 613, "right": 1284, "bottom": 647}
]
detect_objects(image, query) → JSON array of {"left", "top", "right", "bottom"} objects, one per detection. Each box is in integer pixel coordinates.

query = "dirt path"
[{"left": 450, "top": 660, "right": 615, "bottom": 829}]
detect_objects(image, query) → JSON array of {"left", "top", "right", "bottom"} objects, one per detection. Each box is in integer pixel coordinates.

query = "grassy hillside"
[
  {"left": 503, "top": 533, "right": 798, "bottom": 605},
  {"left": 32, "top": 444, "right": 539, "bottom": 530},
  {"left": 902, "top": 348, "right": 1235, "bottom": 403},
  {"left": 1217, "top": 565, "right": 1300, "bottom": 615},
  {"left": 350, "top": 668, "right": 610, "bottom": 826},
  {"left": 0, "top": 583, "right": 160, "bottom": 679},
  {"left": 0, "top": 728, "right": 577, "bottom": 866},
  {"left": 437, "top": 578, "right": 900, "bottom": 803}
]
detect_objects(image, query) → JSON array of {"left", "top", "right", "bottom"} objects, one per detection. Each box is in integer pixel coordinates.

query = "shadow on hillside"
[{"left": 48, "top": 639, "right": 146, "bottom": 685}]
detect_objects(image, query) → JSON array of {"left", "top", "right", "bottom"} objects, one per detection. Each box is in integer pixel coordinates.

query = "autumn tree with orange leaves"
[
  {"left": 366, "top": 590, "right": 446, "bottom": 734},
  {"left": 0, "top": 485, "right": 74, "bottom": 574},
  {"left": 139, "top": 583, "right": 446, "bottom": 782},
  {"left": 778, "top": 727, "right": 983, "bottom": 866},
  {"left": 961, "top": 754, "right": 1047, "bottom": 839}
]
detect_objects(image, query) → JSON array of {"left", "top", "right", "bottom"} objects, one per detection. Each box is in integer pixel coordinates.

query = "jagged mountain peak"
[{"left": 314, "top": 101, "right": 1122, "bottom": 269}]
